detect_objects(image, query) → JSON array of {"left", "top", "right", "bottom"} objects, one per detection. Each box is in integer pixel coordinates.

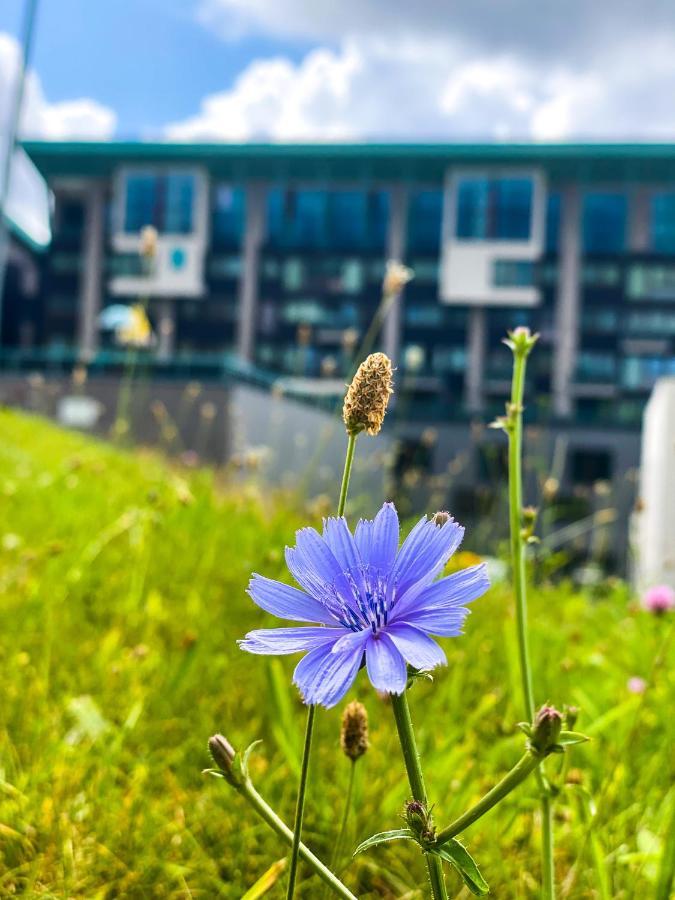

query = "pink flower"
[
  {"left": 627, "top": 676, "right": 647, "bottom": 695},
  {"left": 641, "top": 584, "right": 675, "bottom": 615}
]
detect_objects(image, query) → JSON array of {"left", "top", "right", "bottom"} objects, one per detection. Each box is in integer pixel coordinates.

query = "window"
[
  {"left": 212, "top": 185, "right": 245, "bottom": 248},
  {"left": 123, "top": 172, "right": 194, "bottom": 234},
  {"left": 456, "top": 177, "right": 532, "bottom": 241},
  {"left": 626, "top": 264, "right": 675, "bottom": 300},
  {"left": 493, "top": 259, "right": 534, "bottom": 287},
  {"left": 582, "top": 193, "right": 626, "bottom": 254},
  {"left": 627, "top": 310, "right": 675, "bottom": 335},
  {"left": 576, "top": 352, "right": 617, "bottom": 382},
  {"left": 571, "top": 449, "right": 612, "bottom": 484},
  {"left": 266, "top": 188, "right": 388, "bottom": 251},
  {"left": 581, "top": 308, "right": 618, "bottom": 333},
  {"left": 650, "top": 193, "right": 675, "bottom": 254},
  {"left": 622, "top": 355, "right": 675, "bottom": 389},
  {"left": 408, "top": 190, "right": 443, "bottom": 253}
]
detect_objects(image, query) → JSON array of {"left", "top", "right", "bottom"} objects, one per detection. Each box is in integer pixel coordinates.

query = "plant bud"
[
  {"left": 340, "top": 701, "right": 369, "bottom": 761},
  {"left": 432, "top": 510, "right": 451, "bottom": 527},
  {"left": 503, "top": 326, "right": 539, "bottom": 357},
  {"left": 343, "top": 352, "right": 393, "bottom": 437},
  {"left": 564, "top": 705, "right": 579, "bottom": 729},
  {"left": 404, "top": 799, "right": 435, "bottom": 842},
  {"left": 208, "top": 734, "right": 236, "bottom": 772},
  {"left": 383, "top": 260, "right": 414, "bottom": 297},
  {"left": 140, "top": 225, "right": 158, "bottom": 260},
  {"left": 530, "top": 706, "right": 563, "bottom": 756}
]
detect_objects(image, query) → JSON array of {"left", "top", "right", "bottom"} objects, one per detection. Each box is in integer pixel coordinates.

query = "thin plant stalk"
[
  {"left": 286, "top": 433, "right": 358, "bottom": 898},
  {"left": 331, "top": 760, "right": 356, "bottom": 874},
  {"left": 505, "top": 333, "right": 555, "bottom": 899},
  {"left": 391, "top": 690, "right": 448, "bottom": 900}
]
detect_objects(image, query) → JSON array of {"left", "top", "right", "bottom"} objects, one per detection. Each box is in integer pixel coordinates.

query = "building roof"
[{"left": 22, "top": 140, "right": 675, "bottom": 183}]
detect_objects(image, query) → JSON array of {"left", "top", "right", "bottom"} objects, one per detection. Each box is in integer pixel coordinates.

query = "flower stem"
[
  {"left": 286, "top": 432, "right": 359, "bottom": 898},
  {"left": 330, "top": 760, "right": 356, "bottom": 874},
  {"left": 286, "top": 705, "right": 317, "bottom": 899},
  {"left": 506, "top": 338, "right": 556, "bottom": 898},
  {"left": 391, "top": 690, "right": 448, "bottom": 900},
  {"left": 234, "top": 777, "right": 358, "bottom": 900},
  {"left": 434, "top": 752, "right": 540, "bottom": 846}
]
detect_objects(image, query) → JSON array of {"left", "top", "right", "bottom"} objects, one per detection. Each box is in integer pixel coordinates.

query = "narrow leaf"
[
  {"left": 241, "top": 858, "right": 287, "bottom": 899},
  {"left": 353, "top": 829, "right": 416, "bottom": 856},
  {"left": 558, "top": 730, "right": 590, "bottom": 746},
  {"left": 434, "top": 839, "right": 490, "bottom": 896}
]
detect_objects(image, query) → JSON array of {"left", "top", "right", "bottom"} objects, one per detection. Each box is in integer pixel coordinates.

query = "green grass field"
[{"left": 0, "top": 409, "right": 673, "bottom": 898}]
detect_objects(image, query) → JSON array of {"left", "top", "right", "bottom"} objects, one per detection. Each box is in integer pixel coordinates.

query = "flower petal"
[
  {"left": 395, "top": 609, "right": 468, "bottom": 637},
  {"left": 238, "top": 626, "right": 342, "bottom": 655},
  {"left": 322, "top": 516, "right": 362, "bottom": 573},
  {"left": 287, "top": 527, "right": 354, "bottom": 600},
  {"left": 394, "top": 563, "right": 489, "bottom": 621},
  {"left": 354, "top": 502, "right": 399, "bottom": 572},
  {"left": 386, "top": 622, "right": 447, "bottom": 671},
  {"left": 392, "top": 516, "right": 465, "bottom": 603},
  {"left": 365, "top": 633, "right": 408, "bottom": 694},
  {"left": 248, "top": 574, "right": 339, "bottom": 624},
  {"left": 293, "top": 639, "right": 365, "bottom": 707}
]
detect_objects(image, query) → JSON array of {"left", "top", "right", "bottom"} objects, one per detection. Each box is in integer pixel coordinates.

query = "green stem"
[
  {"left": 330, "top": 760, "right": 356, "bottom": 875},
  {"left": 391, "top": 691, "right": 448, "bottom": 900},
  {"left": 541, "top": 794, "right": 554, "bottom": 900},
  {"left": 435, "top": 752, "right": 540, "bottom": 846},
  {"left": 508, "top": 351, "right": 534, "bottom": 722},
  {"left": 286, "top": 432, "right": 358, "bottom": 898},
  {"left": 237, "top": 778, "right": 358, "bottom": 900},
  {"left": 337, "top": 434, "right": 357, "bottom": 518},
  {"left": 507, "top": 343, "right": 555, "bottom": 899},
  {"left": 286, "top": 704, "right": 317, "bottom": 899}
]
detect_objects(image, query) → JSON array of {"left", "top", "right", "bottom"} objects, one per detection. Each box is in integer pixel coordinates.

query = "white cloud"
[
  {"left": 0, "top": 32, "right": 116, "bottom": 247},
  {"left": 177, "top": 0, "right": 675, "bottom": 142}
]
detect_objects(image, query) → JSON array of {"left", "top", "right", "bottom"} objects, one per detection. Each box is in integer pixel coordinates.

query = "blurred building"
[{"left": 4, "top": 141, "right": 675, "bottom": 565}]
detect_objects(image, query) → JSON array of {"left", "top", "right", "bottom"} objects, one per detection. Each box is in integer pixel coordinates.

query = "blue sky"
[
  {"left": 3, "top": 0, "right": 675, "bottom": 142},
  {"left": 0, "top": 0, "right": 313, "bottom": 136}
]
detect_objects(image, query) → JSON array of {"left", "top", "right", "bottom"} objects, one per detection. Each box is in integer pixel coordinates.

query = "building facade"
[{"left": 5, "top": 141, "right": 675, "bottom": 566}]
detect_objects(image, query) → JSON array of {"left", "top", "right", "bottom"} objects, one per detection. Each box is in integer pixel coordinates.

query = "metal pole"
[{"left": 0, "top": 0, "right": 41, "bottom": 345}]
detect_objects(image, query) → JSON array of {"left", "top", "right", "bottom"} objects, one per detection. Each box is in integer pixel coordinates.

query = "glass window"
[
  {"left": 212, "top": 185, "right": 245, "bottom": 248},
  {"left": 493, "top": 259, "right": 534, "bottom": 287},
  {"left": 124, "top": 172, "right": 194, "bottom": 234},
  {"left": 627, "top": 310, "right": 675, "bottom": 334},
  {"left": 582, "top": 193, "right": 626, "bottom": 254},
  {"left": 456, "top": 177, "right": 532, "bottom": 241},
  {"left": 626, "top": 264, "right": 675, "bottom": 300},
  {"left": 576, "top": 352, "right": 617, "bottom": 382},
  {"left": 408, "top": 190, "right": 443, "bottom": 253},
  {"left": 622, "top": 355, "right": 675, "bottom": 389},
  {"left": 650, "top": 193, "right": 675, "bottom": 254},
  {"left": 266, "top": 188, "right": 388, "bottom": 251}
]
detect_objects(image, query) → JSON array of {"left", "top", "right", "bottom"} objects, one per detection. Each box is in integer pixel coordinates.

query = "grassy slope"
[{"left": 0, "top": 409, "right": 673, "bottom": 899}]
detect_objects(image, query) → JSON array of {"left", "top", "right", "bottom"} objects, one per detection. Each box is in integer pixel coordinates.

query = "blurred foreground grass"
[{"left": 0, "top": 409, "right": 673, "bottom": 898}]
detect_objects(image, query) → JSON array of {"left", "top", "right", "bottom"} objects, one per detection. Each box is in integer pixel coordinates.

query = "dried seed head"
[
  {"left": 140, "top": 225, "right": 158, "bottom": 260},
  {"left": 343, "top": 352, "right": 393, "bottom": 437},
  {"left": 340, "top": 701, "right": 369, "bottom": 761},
  {"left": 432, "top": 510, "right": 451, "bottom": 527},
  {"left": 383, "top": 260, "right": 414, "bottom": 297}
]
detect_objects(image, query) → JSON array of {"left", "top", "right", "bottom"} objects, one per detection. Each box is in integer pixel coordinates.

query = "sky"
[{"left": 4, "top": 0, "right": 675, "bottom": 145}]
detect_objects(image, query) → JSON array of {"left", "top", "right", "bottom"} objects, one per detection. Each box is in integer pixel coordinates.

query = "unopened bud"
[
  {"left": 530, "top": 706, "right": 563, "bottom": 756},
  {"left": 343, "top": 352, "right": 393, "bottom": 437},
  {"left": 209, "top": 734, "right": 235, "bottom": 771},
  {"left": 503, "top": 326, "right": 539, "bottom": 357},
  {"left": 340, "top": 701, "right": 369, "bottom": 761},
  {"left": 564, "top": 705, "right": 579, "bottom": 730},
  {"left": 404, "top": 799, "right": 435, "bottom": 843}
]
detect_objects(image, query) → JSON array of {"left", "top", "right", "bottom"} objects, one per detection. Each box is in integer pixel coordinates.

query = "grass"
[{"left": 0, "top": 407, "right": 673, "bottom": 898}]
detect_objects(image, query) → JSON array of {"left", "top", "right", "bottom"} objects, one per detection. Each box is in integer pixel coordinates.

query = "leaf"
[
  {"left": 353, "top": 829, "right": 417, "bottom": 856},
  {"left": 232, "top": 740, "right": 263, "bottom": 782},
  {"left": 434, "top": 839, "right": 490, "bottom": 896},
  {"left": 557, "top": 730, "right": 590, "bottom": 746},
  {"left": 241, "top": 858, "right": 287, "bottom": 899}
]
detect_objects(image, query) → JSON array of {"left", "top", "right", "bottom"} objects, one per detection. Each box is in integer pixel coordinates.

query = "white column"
[
  {"left": 382, "top": 184, "right": 409, "bottom": 365},
  {"left": 464, "top": 306, "right": 486, "bottom": 412},
  {"left": 78, "top": 184, "right": 105, "bottom": 362},
  {"left": 629, "top": 186, "right": 651, "bottom": 252},
  {"left": 236, "top": 182, "right": 266, "bottom": 363},
  {"left": 156, "top": 299, "right": 175, "bottom": 361},
  {"left": 552, "top": 184, "right": 581, "bottom": 419}
]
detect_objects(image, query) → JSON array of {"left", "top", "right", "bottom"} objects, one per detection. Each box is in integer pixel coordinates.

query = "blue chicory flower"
[{"left": 239, "top": 502, "right": 490, "bottom": 707}]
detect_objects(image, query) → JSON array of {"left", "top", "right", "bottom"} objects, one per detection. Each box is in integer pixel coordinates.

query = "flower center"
[{"left": 321, "top": 564, "right": 396, "bottom": 634}]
